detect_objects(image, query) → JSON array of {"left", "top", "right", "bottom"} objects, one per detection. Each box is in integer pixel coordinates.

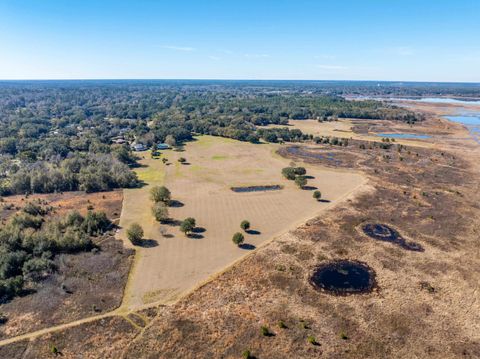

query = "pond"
[
  {"left": 376, "top": 133, "right": 431, "bottom": 139},
  {"left": 285, "top": 146, "right": 342, "bottom": 165},
  {"left": 309, "top": 260, "right": 376, "bottom": 295},
  {"left": 362, "top": 223, "right": 424, "bottom": 252},
  {"left": 231, "top": 185, "right": 283, "bottom": 193}
]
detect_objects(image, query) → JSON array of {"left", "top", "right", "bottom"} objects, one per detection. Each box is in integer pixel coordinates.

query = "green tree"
[
  {"left": 150, "top": 185, "right": 171, "bottom": 203},
  {"left": 313, "top": 190, "right": 321, "bottom": 201},
  {"left": 151, "top": 202, "right": 169, "bottom": 223},
  {"left": 232, "top": 232, "right": 244, "bottom": 246},
  {"left": 281, "top": 167, "right": 296, "bottom": 180},
  {"left": 240, "top": 220, "right": 250, "bottom": 232},
  {"left": 180, "top": 217, "right": 196, "bottom": 236},
  {"left": 294, "top": 167, "right": 306, "bottom": 176},
  {"left": 295, "top": 175, "right": 307, "bottom": 189},
  {"left": 127, "top": 223, "right": 144, "bottom": 245}
]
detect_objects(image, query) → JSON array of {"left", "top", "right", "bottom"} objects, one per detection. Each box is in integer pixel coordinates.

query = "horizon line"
[{"left": 0, "top": 78, "right": 479, "bottom": 85}]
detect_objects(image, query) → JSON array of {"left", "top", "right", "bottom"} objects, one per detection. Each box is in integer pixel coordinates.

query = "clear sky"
[{"left": 0, "top": 0, "right": 479, "bottom": 82}]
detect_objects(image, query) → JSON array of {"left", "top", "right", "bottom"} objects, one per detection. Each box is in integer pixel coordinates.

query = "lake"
[
  {"left": 445, "top": 115, "right": 480, "bottom": 143},
  {"left": 377, "top": 133, "right": 431, "bottom": 139}
]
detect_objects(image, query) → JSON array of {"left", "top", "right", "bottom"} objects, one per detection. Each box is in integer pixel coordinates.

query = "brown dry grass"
[{"left": 2, "top": 112, "right": 480, "bottom": 358}]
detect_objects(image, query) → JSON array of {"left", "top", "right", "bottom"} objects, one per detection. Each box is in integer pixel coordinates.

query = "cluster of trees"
[
  {"left": 313, "top": 136, "right": 349, "bottom": 146},
  {"left": 150, "top": 186, "right": 171, "bottom": 224},
  {"left": 282, "top": 166, "right": 308, "bottom": 189},
  {"left": 0, "top": 153, "right": 138, "bottom": 195},
  {"left": 0, "top": 202, "right": 111, "bottom": 301},
  {"left": 0, "top": 81, "right": 425, "bottom": 196}
]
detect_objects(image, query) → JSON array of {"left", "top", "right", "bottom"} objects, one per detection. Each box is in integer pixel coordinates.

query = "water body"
[
  {"left": 413, "top": 97, "right": 480, "bottom": 105},
  {"left": 231, "top": 185, "right": 283, "bottom": 193},
  {"left": 309, "top": 260, "right": 375, "bottom": 295},
  {"left": 377, "top": 133, "right": 431, "bottom": 139},
  {"left": 351, "top": 96, "right": 480, "bottom": 105},
  {"left": 444, "top": 115, "right": 480, "bottom": 143},
  {"left": 285, "top": 146, "right": 342, "bottom": 166}
]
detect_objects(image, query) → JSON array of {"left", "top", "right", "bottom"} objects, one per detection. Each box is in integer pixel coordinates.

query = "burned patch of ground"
[
  {"left": 362, "top": 223, "right": 423, "bottom": 251},
  {"left": 3, "top": 121, "right": 480, "bottom": 358},
  {"left": 309, "top": 260, "right": 376, "bottom": 295},
  {"left": 0, "top": 190, "right": 123, "bottom": 224},
  {"left": 0, "top": 236, "right": 134, "bottom": 340}
]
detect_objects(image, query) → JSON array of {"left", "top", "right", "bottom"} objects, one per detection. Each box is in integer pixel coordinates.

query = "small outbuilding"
[
  {"left": 156, "top": 143, "right": 171, "bottom": 150},
  {"left": 132, "top": 143, "right": 147, "bottom": 151}
]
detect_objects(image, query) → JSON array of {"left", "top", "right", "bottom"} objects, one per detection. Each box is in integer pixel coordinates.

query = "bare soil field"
[{"left": 118, "top": 135, "right": 365, "bottom": 308}]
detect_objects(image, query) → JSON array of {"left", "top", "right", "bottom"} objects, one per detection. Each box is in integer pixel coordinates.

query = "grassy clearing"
[
  {"left": 194, "top": 135, "right": 236, "bottom": 149},
  {"left": 135, "top": 165, "right": 165, "bottom": 184},
  {"left": 118, "top": 135, "right": 365, "bottom": 308}
]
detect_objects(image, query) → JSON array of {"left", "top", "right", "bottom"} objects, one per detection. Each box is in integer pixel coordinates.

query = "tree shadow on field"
[
  {"left": 168, "top": 200, "right": 184, "bottom": 208},
  {"left": 192, "top": 227, "right": 206, "bottom": 234},
  {"left": 138, "top": 239, "right": 158, "bottom": 248},
  {"left": 246, "top": 229, "right": 261, "bottom": 235},
  {"left": 165, "top": 219, "right": 182, "bottom": 226},
  {"left": 135, "top": 180, "right": 148, "bottom": 189},
  {"left": 318, "top": 199, "right": 331, "bottom": 203},
  {"left": 303, "top": 186, "right": 318, "bottom": 191},
  {"left": 188, "top": 233, "right": 204, "bottom": 239},
  {"left": 239, "top": 243, "right": 256, "bottom": 250},
  {"left": 305, "top": 175, "right": 315, "bottom": 179}
]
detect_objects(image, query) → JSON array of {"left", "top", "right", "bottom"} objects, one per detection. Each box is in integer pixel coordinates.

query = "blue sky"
[{"left": 0, "top": 0, "right": 479, "bottom": 81}]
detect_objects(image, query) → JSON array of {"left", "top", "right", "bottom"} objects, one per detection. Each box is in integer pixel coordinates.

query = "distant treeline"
[{"left": 0, "top": 82, "right": 424, "bottom": 195}]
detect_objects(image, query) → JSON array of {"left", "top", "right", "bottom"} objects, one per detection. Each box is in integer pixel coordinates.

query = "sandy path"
[{"left": 118, "top": 136, "right": 365, "bottom": 309}]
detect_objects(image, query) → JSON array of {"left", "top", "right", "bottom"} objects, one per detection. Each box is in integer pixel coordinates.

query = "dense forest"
[{"left": 0, "top": 80, "right": 427, "bottom": 195}]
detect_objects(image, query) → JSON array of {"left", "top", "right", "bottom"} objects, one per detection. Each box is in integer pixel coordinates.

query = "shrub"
[
  {"left": 22, "top": 257, "right": 55, "bottom": 282},
  {"left": 56, "top": 227, "right": 93, "bottom": 252},
  {"left": 313, "top": 190, "right": 321, "bottom": 200},
  {"left": 278, "top": 320, "right": 287, "bottom": 329},
  {"left": 127, "top": 223, "right": 144, "bottom": 245},
  {"left": 232, "top": 232, "right": 244, "bottom": 246},
  {"left": 51, "top": 345, "right": 59, "bottom": 355},
  {"left": 150, "top": 185, "right": 171, "bottom": 203},
  {"left": 11, "top": 213, "right": 43, "bottom": 230},
  {"left": 339, "top": 331, "right": 348, "bottom": 340},
  {"left": 152, "top": 202, "right": 169, "bottom": 223},
  {"left": 240, "top": 220, "right": 250, "bottom": 231},
  {"left": 180, "top": 217, "right": 196, "bottom": 236},
  {"left": 22, "top": 202, "right": 48, "bottom": 216},
  {"left": 81, "top": 211, "right": 111, "bottom": 236},
  {"left": 261, "top": 325, "right": 272, "bottom": 336},
  {"left": 307, "top": 335, "right": 318, "bottom": 345},
  {"left": 295, "top": 175, "right": 307, "bottom": 189},
  {"left": 178, "top": 157, "right": 187, "bottom": 163},
  {"left": 281, "top": 167, "right": 296, "bottom": 180},
  {"left": 63, "top": 210, "right": 84, "bottom": 227},
  {"left": 242, "top": 350, "right": 253, "bottom": 359},
  {"left": 294, "top": 167, "right": 306, "bottom": 176}
]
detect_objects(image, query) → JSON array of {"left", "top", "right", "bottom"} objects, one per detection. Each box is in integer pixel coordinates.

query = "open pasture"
[{"left": 118, "top": 135, "right": 365, "bottom": 308}]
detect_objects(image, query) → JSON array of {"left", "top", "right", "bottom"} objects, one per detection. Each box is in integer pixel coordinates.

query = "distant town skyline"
[{"left": 1, "top": 0, "right": 479, "bottom": 82}]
